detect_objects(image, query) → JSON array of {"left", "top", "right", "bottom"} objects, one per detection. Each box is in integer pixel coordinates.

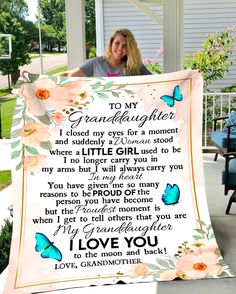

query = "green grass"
[
  {"left": 30, "top": 55, "right": 42, "bottom": 59},
  {"left": 30, "top": 53, "right": 63, "bottom": 59},
  {"left": 46, "top": 65, "right": 67, "bottom": 75},
  {"left": 0, "top": 98, "right": 15, "bottom": 191},
  {"left": 0, "top": 98, "right": 16, "bottom": 138},
  {"left": 0, "top": 87, "right": 12, "bottom": 97},
  {"left": 0, "top": 171, "right": 12, "bottom": 191},
  {"left": 30, "top": 51, "right": 65, "bottom": 56},
  {"left": 30, "top": 52, "right": 66, "bottom": 60}
]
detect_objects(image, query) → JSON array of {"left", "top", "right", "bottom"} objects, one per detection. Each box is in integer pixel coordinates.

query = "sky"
[{"left": 25, "top": 0, "right": 38, "bottom": 21}]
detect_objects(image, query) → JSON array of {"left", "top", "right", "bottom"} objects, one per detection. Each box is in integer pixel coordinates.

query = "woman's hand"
[
  {"left": 57, "top": 68, "right": 86, "bottom": 77},
  {"left": 57, "top": 71, "right": 70, "bottom": 77}
]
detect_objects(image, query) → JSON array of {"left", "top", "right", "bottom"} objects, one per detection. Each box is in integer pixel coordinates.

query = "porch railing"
[{"left": 203, "top": 92, "right": 236, "bottom": 149}]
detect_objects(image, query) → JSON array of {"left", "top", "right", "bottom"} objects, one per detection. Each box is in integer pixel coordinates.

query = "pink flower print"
[
  {"left": 189, "top": 239, "right": 218, "bottom": 255},
  {"left": 129, "top": 263, "right": 150, "bottom": 278},
  {"left": 159, "top": 269, "right": 190, "bottom": 281},
  {"left": 18, "top": 77, "right": 69, "bottom": 116},
  {"left": 20, "top": 123, "right": 50, "bottom": 147},
  {"left": 176, "top": 252, "right": 223, "bottom": 279},
  {"left": 159, "top": 269, "right": 177, "bottom": 281},
  {"left": 176, "top": 270, "right": 189, "bottom": 280},
  {"left": 24, "top": 155, "right": 47, "bottom": 172},
  {"left": 50, "top": 111, "right": 66, "bottom": 125},
  {"left": 64, "top": 80, "right": 92, "bottom": 106}
]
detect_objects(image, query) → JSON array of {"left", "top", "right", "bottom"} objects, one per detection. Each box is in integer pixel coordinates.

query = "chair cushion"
[
  {"left": 211, "top": 131, "right": 236, "bottom": 149},
  {"left": 222, "top": 158, "right": 236, "bottom": 185},
  {"left": 223, "top": 111, "right": 236, "bottom": 134}
]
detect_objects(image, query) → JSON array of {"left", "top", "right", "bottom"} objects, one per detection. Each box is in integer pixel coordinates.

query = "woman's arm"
[{"left": 58, "top": 67, "right": 87, "bottom": 77}]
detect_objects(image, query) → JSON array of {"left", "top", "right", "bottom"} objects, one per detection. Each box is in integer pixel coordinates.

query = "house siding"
[
  {"left": 184, "top": 0, "right": 236, "bottom": 91},
  {"left": 102, "top": 0, "right": 163, "bottom": 59},
  {"left": 101, "top": 0, "right": 236, "bottom": 91}
]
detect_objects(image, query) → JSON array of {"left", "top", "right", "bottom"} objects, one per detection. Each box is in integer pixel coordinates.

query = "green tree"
[
  {"left": 41, "top": 23, "right": 58, "bottom": 51},
  {"left": 22, "top": 20, "right": 39, "bottom": 49},
  {"left": 0, "top": 36, "right": 9, "bottom": 57},
  {"left": 39, "top": 0, "right": 96, "bottom": 50},
  {"left": 85, "top": 0, "right": 96, "bottom": 47},
  {"left": 0, "top": 219, "right": 13, "bottom": 274},
  {"left": 184, "top": 28, "right": 236, "bottom": 146},
  {"left": 0, "top": 1, "right": 38, "bottom": 51},
  {"left": 40, "top": 0, "right": 66, "bottom": 51},
  {"left": 0, "top": 0, "right": 28, "bottom": 21},
  {"left": 0, "top": 12, "right": 30, "bottom": 88}
]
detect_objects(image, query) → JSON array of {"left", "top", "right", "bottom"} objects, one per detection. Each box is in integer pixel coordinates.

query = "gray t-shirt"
[{"left": 80, "top": 56, "right": 152, "bottom": 77}]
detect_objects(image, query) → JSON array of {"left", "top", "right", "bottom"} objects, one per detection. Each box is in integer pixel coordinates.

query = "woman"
[{"left": 60, "top": 28, "right": 151, "bottom": 77}]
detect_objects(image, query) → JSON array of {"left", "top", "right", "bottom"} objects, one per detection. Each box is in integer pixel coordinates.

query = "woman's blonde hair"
[{"left": 105, "top": 28, "right": 143, "bottom": 75}]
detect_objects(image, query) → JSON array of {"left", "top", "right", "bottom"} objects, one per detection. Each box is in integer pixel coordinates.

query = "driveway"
[{"left": 0, "top": 53, "right": 67, "bottom": 88}]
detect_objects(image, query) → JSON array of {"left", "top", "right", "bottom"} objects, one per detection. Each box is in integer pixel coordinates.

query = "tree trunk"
[
  {"left": 7, "top": 74, "right": 10, "bottom": 89},
  {"left": 11, "top": 70, "right": 20, "bottom": 86}
]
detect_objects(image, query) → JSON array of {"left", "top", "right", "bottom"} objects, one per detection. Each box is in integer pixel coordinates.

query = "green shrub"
[
  {"left": 88, "top": 46, "right": 96, "bottom": 59},
  {"left": 0, "top": 218, "right": 13, "bottom": 274},
  {"left": 221, "top": 83, "right": 236, "bottom": 93},
  {"left": 143, "top": 57, "right": 162, "bottom": 74},
  {"left": 184, "top": 28, "right": 236, "bottom": 90}
]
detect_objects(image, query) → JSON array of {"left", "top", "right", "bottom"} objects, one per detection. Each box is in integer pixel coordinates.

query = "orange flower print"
[
  {"left": 176, "top": 252, "right": 223, "bottom": 279},
  {"left": 20, "top": 123, "right": 50, "bottom": 147},
  {"left": 24, "top": 155, "right": 47, "bottom": 172},
  {"left": 18, "top": 77, "right": 69, "bottom": 116},
  {"left": 129, "top": 263, "right": 150, "bottom": 278}
]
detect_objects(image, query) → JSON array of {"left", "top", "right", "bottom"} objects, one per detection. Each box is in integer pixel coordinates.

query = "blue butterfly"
[
  {"left": 35, "top": 232, "right": 62, "bottom": 262},
  {"left": 160, "top": 85, "right": 183, "bottom": 107},
  {"left": 162, "top": 183, "right": 180, "bottom": 205}
]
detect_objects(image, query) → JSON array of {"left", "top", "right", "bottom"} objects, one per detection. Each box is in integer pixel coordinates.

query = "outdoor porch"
[{"left": 0, "top": 1, "right": 236, "bottom": 293}]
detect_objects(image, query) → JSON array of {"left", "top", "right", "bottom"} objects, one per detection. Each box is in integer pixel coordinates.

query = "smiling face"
[
  {"left": 110, "top": 33, "right": 128, "bottom": 63},
  {"left": 105, "top": 28, "right": 142, "bottom": 75}
]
